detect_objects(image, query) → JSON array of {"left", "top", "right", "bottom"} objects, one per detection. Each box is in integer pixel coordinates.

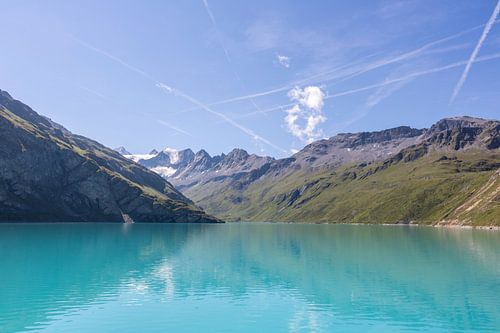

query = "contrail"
[
  {"left": 158, "top": 84, "right": 286, "bottom": 152},
  {"left": 72, "top": 37, "right": 285, "bottom": 153},
  {"left": 202, "top": 0, "right": 231, "bottom": 62},
  {"left": 332, "top": 22, "right": 488, "bottom": 84},
  {"left": 201, "top": 0, "right": 267, "bottom": 116},
  {"left": 70, "top": 35, "right": 154, "bottom": 80},
  {"left": 158, "top": 83, "right": 285, "bottom": 152},
  {"left": 168, "top": 37, "right": 476, "bottom": 117},
  {"left": 334, "top": 77, "right": 415, "bottom": 132},
  {"left": 78, "top": 86, "right": 107, "bottom": 100},
  {"left": 449, "top": 0, "right": 500, "bottom": 104},
  {"left": 325, "top": 52, "right": 500, "bottom": 102},
  {"left": 157, "top": 120, "right": 194, "bottom": 137},
  {"left": 157, "top": 83, "right": 287, "bottom": 153},
  {"left": 186, "top": 21, "right": 499, "bottom": 109},
  {"left": 202, "top": 0, "right": 216, "bottom": 27},
  {"left": 233, "top": 51, "right": 500, "bottom": 119}
]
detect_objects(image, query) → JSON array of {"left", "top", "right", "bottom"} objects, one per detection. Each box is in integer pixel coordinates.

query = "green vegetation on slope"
[
  {"left": 0, "top": 90, "right": 219, "bottom": 223},
  {"left": 187, "top": 150, "right": 499, "bottom": 226}
]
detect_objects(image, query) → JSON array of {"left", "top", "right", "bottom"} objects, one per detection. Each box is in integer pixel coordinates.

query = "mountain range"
[
  {"left": 121, "top": 116, "right": 499, "bottom": 226},
  {"left": 0, "top": 89, "right": 219, "bottom": 223},
  {"left": 0, "top": 88, "right": 497, "bottom": 225}
]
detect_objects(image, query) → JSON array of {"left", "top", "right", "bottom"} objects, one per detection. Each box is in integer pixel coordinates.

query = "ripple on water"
[{"left": 0, "top": 223, "right": 498, "bottom": 333}]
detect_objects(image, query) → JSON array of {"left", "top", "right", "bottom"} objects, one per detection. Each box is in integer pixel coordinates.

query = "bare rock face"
[
  {"left": 281, "top": 117, "right": 497, "bottom": 175},
  {"left": 292, "top": 126, "right": 426, "bottom": 170},
  {"left": 127, "top": 145, "right": 274, "bottom": 190},
  {"left": 0, "top": 89, "right": 220, "bottom": 223},
  {"left": 424, "top": 116, "right": 499, "bottom": 150},
  {"left": 175, "top": 149, "right": 218, "bottom": 177},
  {"left": 114, "top": 146, "right": 131, "bottom": 155}
]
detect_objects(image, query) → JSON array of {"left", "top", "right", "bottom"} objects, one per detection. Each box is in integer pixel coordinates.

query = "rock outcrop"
[{"left": 0, "top": 89, "right": 220, "bottom": 223}]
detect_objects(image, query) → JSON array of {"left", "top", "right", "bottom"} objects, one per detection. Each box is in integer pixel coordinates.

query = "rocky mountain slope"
[
  {"left": 291, "top": 126, "right": 425, "bottom": 170},
  {"left": 114, "top": 146, "right": 131, "bottom": 155},
  {"left": 124, "top": 116, "right": 499, "bottom": 226},
  {"left": 0, "top": 90, "right": 219, "bottom": 223},
  {"left": 124, "top": 147, "right": 274, "bottom": 190},
  {"left": 126, "top": 125, "right": 427, "bottom": 187}
]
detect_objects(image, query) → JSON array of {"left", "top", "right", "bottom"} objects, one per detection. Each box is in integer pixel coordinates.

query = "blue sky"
[{"left": 1, "top": 0, "right": 499, "bottom": 157}]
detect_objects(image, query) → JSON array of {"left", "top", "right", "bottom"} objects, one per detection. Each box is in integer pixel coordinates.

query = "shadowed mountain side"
[{"left": 0, "top": 90, "right": 220, "bottom": 223}]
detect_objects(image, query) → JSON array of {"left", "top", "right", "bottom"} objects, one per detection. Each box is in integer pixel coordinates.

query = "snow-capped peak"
[
  {"left": 163, "top": 147, "right": 179, "bottom": 164},
  {"left": 124, "top": 153, "right": 157, "bottom": 163}
]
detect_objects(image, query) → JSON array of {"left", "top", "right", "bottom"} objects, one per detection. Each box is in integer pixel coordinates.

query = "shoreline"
[
  {"left": 0, "top": 221, "right": 498, "bottom": 230},
  {"left": 252, "top": 221, "right": 500, "bottom": 230},
  {"left": 430, "top": 224, "right": 500, "bottom": 231},
  {"left": 351, "top": 222, "right": 500, "bottom": 231},
  {"left": 227, "top": 221, "right": 500, "bottom": 230}
]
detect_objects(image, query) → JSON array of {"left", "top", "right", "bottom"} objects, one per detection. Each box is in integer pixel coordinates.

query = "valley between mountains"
[
  {"left": 0, "top": 89, "right": 498, "bottom": 225},
  {"left": 121, "top": 117, "right": 499, "bottom": 226},
  {"left": 0, "top": 89, "right": 219, "bottom": 223}
]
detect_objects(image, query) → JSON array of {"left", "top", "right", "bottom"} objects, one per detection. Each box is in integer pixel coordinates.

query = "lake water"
[{"left": 0, "top": 223, "right": 499, "bottom": 333}]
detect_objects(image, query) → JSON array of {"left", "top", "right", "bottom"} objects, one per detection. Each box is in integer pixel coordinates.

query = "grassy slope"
[
  {"left": 189, "top": 151, "right": 499, "bottom": 226},
  {"left": 2, "top": 107, "right": 175, "bottom": 204},
  {"left": 1, "top": 105, "right": 217, "bottom": 221}
]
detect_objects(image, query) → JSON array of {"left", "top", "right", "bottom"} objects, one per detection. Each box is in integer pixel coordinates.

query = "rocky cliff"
[{"left": 0, "top": 90, "right": 220, "bottom": 223}]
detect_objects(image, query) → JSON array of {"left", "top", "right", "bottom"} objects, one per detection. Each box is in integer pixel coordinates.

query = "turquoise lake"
[{"left": 0, "top": 223, "right": 499, "bottom": 332}]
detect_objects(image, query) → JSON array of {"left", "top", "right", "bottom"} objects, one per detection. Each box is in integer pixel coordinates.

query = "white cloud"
[
  {"left": 284, "top": 86, "right": 326, "bottom": 143},
  {"left": 234, "top": 50, "right": 500, "bottom": 120},
  {"left": 288, "top": 86, "right": 325, "bottom": 111},
  {"left": 179, "top": 21, "right": 493, "bottom": 111},
  {"left": 277, "top": 54, "right": 291, "bottom": 68}
]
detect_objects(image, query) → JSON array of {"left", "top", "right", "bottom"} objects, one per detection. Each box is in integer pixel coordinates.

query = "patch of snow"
[
  {"left": 151, "top": 166, "right": 177, "bottom": 177},
  {"left": 163, "top": 147, "right": 179, "bottom": 164},
  {"left": 124, "top": 154, "right": 157, "bottom": 163}
]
